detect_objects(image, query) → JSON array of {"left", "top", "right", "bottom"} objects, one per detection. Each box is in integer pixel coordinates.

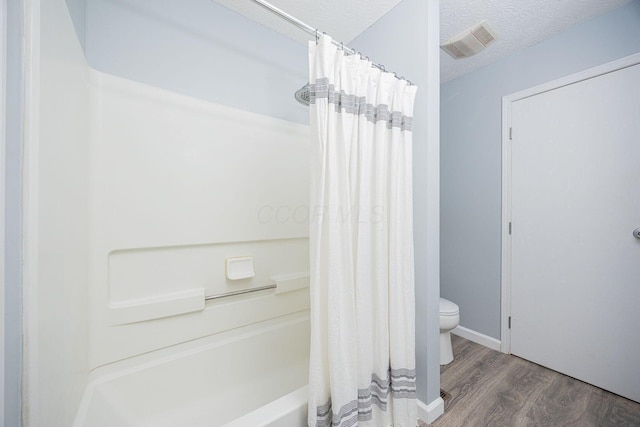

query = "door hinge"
[
  {"left": 509, "top": 222, "right": 512, "bottom": 235},
  {"left": 508, "top": 316, "right": 511, "bottom": 329},
  {"left": 509, "top": 127, "right": 513, "bottom": 140}
]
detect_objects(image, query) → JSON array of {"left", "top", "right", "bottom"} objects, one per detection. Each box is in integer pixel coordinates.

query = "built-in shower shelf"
[
  {"left": 272, "top": 272, "right": 310, "bottom": 294},
  {"left": 108, "top": 288, "right": 205, "bottom": 325}
]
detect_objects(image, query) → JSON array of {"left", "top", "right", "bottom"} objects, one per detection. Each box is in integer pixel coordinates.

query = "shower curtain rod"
[{"left": 249, "top": 0, "right": 413, "bottom": 85}]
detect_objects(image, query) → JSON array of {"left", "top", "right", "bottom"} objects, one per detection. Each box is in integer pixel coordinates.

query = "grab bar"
[{"left": 204, "top": 284, "right": 276, "bottom": 301}]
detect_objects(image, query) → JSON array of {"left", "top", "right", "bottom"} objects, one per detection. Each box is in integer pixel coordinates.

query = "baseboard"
[
  {"left": 451, "top": 325, "right": 501, "bottom": 351},
  {"left": 417, "top": 397, "right": 444, "bottom": 424}
]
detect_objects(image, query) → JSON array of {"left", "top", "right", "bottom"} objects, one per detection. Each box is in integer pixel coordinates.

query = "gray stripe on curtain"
[
  {"left": 309, "top": 77, "right": 414, "bottom": 132},
  {"left": 315, "top": 369, "right": 417, "bottom": 427}
]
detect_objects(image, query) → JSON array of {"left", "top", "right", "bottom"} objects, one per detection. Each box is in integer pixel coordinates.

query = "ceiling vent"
[{"left": 441, "top": 21, "right": 498, "bottom": 59}]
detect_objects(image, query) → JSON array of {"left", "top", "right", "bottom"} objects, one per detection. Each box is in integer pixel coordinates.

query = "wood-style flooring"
[{"left": 424, "top": 335, "right": 640, "bottom": 427}]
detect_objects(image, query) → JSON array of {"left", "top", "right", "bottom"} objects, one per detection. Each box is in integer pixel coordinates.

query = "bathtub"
[{"left": 73, "top": 311, "right": 310, "bottom": 427}]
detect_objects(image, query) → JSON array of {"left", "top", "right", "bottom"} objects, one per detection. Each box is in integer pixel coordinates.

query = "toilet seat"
[{"left": 440, "top": 298, "right": 459, "bottom": 316}]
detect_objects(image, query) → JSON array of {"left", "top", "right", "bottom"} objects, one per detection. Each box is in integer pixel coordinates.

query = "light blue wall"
[
  {"left": 86, "top": 0, "right": 308, "bottom": 124},
  {"left": 66, "top": 0, "right": 86, "bottom": 52},
  {"left": 441, "top": 0, "right": 640, "bottom": 339},
  {"left": 4, "top": 0, "right": 24, "bottom": 425},
  {"left": 351, "top": 0, "right": 441, "bottom": 405}
]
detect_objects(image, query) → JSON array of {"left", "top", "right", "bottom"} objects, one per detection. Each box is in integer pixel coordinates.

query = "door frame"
[{"left": 500, "top": 52, "right": 640, "bottom": 354}]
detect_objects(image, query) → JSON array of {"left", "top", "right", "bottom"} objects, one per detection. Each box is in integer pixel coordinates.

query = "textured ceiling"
[
  {"left": 212, "top": 0, "right": 404, "bottom": 45},
  {"left": 214, "top": 0, "right": 633, "bottom": 83},
  {"left": 440, "top": 0, "right": 633, "bottom": 82}
]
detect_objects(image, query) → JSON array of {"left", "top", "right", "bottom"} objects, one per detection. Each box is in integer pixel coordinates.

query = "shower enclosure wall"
[
  {"left": 30, "top": 0, "right": 310, "bottom": 424},
  {"left": 22, "top": 0, "right": 441, "bottom": 425}
]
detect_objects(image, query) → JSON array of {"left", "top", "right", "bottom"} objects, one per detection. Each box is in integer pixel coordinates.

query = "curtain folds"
[{"left": 307, "top": 35, "right": 418, "bottom": 427}]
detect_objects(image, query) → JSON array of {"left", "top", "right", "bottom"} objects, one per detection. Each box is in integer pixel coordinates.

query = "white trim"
[
  {"left": 0, "top": 0, "right": 7, "bottom": 421},
  {"left": 503, "top": 53, "right": 640, "bottom": 104},
  {"left": 451, "top": 325, "right": 501, "bottom": 352},
  {"left": 500, "top": 94, "right": 512, "bottom": 355},
  {"left": 22, "top": 0, "right": 40, "bottom": 424},
  {"left": 418, "top": 397, "right": 444, "bottom": 424},
  {"left": 500, "top": 52, "right": 640, "bottom": 356}
]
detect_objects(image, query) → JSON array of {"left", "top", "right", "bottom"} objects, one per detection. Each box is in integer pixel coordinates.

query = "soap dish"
[{"left": 225, "top": 256, "right": 255, "bottom": 280}]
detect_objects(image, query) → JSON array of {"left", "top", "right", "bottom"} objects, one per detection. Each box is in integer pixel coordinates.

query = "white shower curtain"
[{"left": 308, "top": 35, "right": 418, "bottom": 427}]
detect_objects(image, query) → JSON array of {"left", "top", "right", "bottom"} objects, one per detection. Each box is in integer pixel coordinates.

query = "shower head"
[{"left": 294, "top": 83, "right": 310, "bottom": 106}]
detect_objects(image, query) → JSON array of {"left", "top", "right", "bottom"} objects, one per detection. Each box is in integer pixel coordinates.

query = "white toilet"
[{"left": 439, "top": 298, "right": 460, "bottom": 365}]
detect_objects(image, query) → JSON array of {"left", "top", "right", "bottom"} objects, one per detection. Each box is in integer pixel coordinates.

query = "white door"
[{"left": 509, "top": 62, "right": 640, "bottom": 402}]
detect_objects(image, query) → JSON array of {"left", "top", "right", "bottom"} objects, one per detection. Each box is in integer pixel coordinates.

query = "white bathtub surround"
[
  {"left": 308, "top": 34, "right": 418, "bottom": 427},
  {"left": 51, "top": 68, "right": 313, "bottom": 425},
  {"left": 86, "top": 70, "right": 310, "bottom": 368},
  {"left": 74, "top": 312, "right": 310, "bottom": 427}
]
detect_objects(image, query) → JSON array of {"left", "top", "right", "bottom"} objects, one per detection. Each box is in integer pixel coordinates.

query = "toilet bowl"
[{"left": 440, "top": 298, "right": 460, "bottom": 365}]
